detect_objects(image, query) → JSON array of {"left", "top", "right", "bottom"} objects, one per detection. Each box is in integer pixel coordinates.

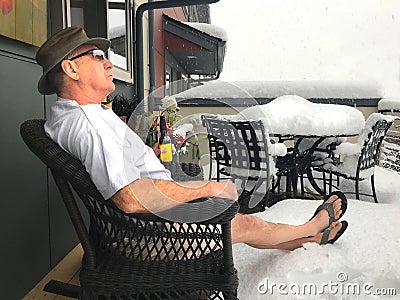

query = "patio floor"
[{"left": 22, "top": 244, "right": 82, "bottom": 300}]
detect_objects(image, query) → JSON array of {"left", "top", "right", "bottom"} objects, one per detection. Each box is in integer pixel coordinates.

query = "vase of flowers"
[{"left": 160, "top": 96, "right": 200, "bottom": 163}]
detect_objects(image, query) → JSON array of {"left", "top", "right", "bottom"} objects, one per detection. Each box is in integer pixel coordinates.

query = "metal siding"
[
  {"left": 0, "top": 46, "right": 81, "bottom": 298},
  {"left": 0, "top": 53, "right": 49, "bottom": 299}
]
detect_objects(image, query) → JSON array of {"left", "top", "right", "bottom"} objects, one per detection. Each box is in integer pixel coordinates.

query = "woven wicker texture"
[
  {"left": 20, "top": 119, "right": 239, "bottom": 300},
  {"left": 166, "top": 161, "right": 204, "bottom": 182}
]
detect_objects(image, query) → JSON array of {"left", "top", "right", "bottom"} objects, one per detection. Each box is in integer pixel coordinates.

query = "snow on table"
[
  {"left": 378, "top": 98, "right": 400, "bottom": 112},
  {"left": 229, "top": 95, "right": 365, "bottom": 136}
]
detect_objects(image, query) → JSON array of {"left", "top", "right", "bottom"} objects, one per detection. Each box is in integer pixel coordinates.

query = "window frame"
[
  {"left": 49, "top": 0, "right": 134, "bottom": 84},
  {"left": 107, "top": 0, "right": 133, "bottom": 83}
]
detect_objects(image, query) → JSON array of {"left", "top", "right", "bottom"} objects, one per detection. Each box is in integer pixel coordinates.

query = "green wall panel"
[{"left": 0, "top": 52, "right": 49, "bottom": 299}]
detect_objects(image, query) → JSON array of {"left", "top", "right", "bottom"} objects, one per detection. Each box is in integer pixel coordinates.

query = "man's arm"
[{"left": 111, "top": 178, "right": 238, "bottom": 213}]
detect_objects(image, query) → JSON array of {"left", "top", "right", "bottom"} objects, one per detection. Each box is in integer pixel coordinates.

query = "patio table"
[
  {"left": 272, "top": 134, "right": 357, "bottom": 198},
  {"left": 228, "top": 95, "right": 366, "bottom": 198}
]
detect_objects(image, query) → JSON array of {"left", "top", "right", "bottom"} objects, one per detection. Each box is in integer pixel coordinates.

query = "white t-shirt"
[{"left": 44, "top": 98, "right": 172, "bottom": 199}]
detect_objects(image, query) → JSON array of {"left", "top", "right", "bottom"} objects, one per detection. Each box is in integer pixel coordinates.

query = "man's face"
[{"left": 70, "top": 44, "right": 115, "bottom": 100}]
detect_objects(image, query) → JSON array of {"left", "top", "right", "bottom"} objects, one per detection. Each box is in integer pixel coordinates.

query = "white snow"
[
  {"left": 227, "top": 95, "right": 366, "bottom": 136},
  {"left": 232, "top": 172, "right": 400, "bottom": 299},
  {"left": 172, "top": 91, "right": 400, "bottom": 299},
  {"left": 183, "top": 22, "right": 227, "bottom": 41},
  {"left": 109, "top": 24, "right": 125, "bottom": 39},
  {"left": 315, "top": 113, "right": 397, "bottom": 179},
  {"left": 196, "top": 106, "right": 400, "bottom": 299},
  {"left": 167, "top": 2, "right": 400, "bottom": 295},
  {"left": 210, "top": 0, "right": 400, "bottom": 97},
  {"left": 195, "top": 105, "right": 400, "bottom": 299},
  {"left": 378, "top": 98, "right": 400, "bottom": 112},
  {"left": 176, "top": 80, "right": 384, "bottom": 100},
  {"left": 175, "top": 94, "right": 365, "bottom": 137}
]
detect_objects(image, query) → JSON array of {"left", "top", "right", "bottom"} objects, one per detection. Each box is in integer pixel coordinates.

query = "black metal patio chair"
[
  {"left": 311, "top": 113, "right": 394, "bottom": 203},
  {"left": 378, "top": 118, "right": 400, "bottom": 174},
  {"left": 201, "top": 115, "right": 276, "bottom": 213},
  {"left": 20, "top": 119, "right": 239, "bottom": 300},
  {"left": 272, "top": 136, "right": 310, "bottom": 199}
]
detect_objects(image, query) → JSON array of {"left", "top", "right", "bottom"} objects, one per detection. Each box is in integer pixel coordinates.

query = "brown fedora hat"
[{"left": 36, "top": 26, "right": 110, "bottom": 95}]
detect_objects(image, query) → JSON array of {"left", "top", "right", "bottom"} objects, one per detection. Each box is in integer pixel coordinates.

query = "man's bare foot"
[
  {"left": 312, "top": 221, "right": 343, "bottom": 244},
  {"left": 310, "top": 195, "right": 343, "bottom": 235}
]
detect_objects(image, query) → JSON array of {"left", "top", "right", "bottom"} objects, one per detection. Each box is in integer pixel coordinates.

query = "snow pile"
[
  {"left": 227, "top": 95, "right": 365, "bottom": 136},
  {"left": 378, "top": 98, "right": 400, "bottom": 112},
  {"left": 320, "top": 113, "right": 396, "bottom": 178},
  {"left": 175, "top": 80, "right": 384, "bottom": 100},
  {"left": 233, "top": 169, "right": 400, "bottom": 299},
  {"left": 183, "top": 22, "right": 228, "bottom": 41}
]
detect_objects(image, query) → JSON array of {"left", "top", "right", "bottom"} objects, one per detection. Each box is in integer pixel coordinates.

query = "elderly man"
[{"left": 36, "top": 26, "right": 348, "bottom": 250}]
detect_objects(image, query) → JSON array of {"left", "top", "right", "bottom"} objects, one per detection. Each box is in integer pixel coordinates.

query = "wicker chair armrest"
[
  {"left": 124, "top": 197, "right": 238, "bottom": 225},
  {"left": 89, "top": 196, "right": 238, "bottom": 263},
  {"left": 166, "top": 162, "right": 204, "bottom": 181}
]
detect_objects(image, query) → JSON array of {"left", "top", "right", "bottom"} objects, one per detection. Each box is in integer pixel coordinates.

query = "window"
[
  {"left": 0, "top": 0, "right": 46, "bottom": 47},
  {"left": 67, "top": 0, "right": 133, "bottom": 82},
  {"left": 16, "top": 0, "right": 134, "bottom": 83},
  {"left": 108, "top": 0, "right": 131, "bottom": 73},
  {"left": 70, "top": 1, "right": 84, "bottom": 28}
]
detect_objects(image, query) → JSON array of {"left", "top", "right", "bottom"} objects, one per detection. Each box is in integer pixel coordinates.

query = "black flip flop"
[
  {"left": 323, "top": 191, "right": 347, "bottom": 221},
  {"left": 320, "top": 220, "right": 349, "bottom": 245},
  {"left": 311, "top": 191, "right": 348, "bottom": 224}
]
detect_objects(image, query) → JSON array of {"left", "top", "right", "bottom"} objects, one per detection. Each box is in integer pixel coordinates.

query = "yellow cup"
[{"left": 159, "top": 143, "right": 173, "bottom": 162}]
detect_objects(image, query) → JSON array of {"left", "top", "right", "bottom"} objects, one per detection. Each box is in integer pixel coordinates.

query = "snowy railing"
[{"left": 380, "top": 118, "right": 400, "bottom": 174}]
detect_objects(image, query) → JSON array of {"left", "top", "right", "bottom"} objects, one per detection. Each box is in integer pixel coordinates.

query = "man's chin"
[{"left": 108, "top": 83, "right": 116, "bottom": 93}]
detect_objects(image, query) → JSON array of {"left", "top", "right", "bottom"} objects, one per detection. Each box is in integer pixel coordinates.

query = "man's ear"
[{"left": 60, "top": 60, "right": 79, "bottom": 80}]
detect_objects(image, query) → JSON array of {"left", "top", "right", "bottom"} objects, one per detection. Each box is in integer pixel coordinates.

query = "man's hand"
[
  {"left": 152, "top": 142, "right": 176, "bottom": 157},
  {"left": 152, "top": 142, "right": 164, "bottom": 157}
]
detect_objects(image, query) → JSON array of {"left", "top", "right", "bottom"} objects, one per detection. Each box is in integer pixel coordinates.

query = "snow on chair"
[
  {"left": 201, "top": 115, "right": 285, "bottom": 213},
  {"left": 312, "top": 113, "right": 395, "bottom": 203}
]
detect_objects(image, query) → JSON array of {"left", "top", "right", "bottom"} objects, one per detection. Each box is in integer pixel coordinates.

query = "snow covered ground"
[
  {"left": 202, "top": 1, "right": 400, "bottom": 297},
  {"left": 233, "top": 166, "right": 400, "bottom": 299},
  {"left": 170, "top": 79, "right": 400, "bottom": 299}
]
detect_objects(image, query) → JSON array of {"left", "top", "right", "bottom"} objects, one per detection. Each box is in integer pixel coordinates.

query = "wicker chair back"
[{"left": 20, "top": 119, "right": 239, "bottom": 300}]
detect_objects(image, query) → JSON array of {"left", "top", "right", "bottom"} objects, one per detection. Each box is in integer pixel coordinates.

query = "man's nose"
[{"left": 105, "top": 58, "right": 114, "bottom": 69}]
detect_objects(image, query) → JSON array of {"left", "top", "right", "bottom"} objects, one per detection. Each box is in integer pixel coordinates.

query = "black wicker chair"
[
  {"left": 201, "top": 115, "right": 275, "bottom": 213},
  {"left": 311, "top": 114, "right": 393, "bottom": 203},
  {"left": 20, "top": 119, "right": 239, "bottom": 300},
  {"left": 165, "top": 160, "right": 204, "bottom": 182}
]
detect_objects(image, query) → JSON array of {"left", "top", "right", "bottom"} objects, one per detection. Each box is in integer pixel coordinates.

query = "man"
[{"left": 36, "top": 27, "right": 348, "bottom": 250}]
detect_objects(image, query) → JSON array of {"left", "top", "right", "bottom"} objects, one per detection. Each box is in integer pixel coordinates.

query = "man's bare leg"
[
  {"left": 244, "top": 221, "right": 344, "bottom": 251},
  {"left": 231, "top": 195, "right": 343, "bottom": 248}
]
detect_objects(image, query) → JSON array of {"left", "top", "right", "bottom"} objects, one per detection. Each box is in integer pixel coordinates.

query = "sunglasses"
[{"left": 68, "top": 49, "right": 106, "bottom": 61}]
